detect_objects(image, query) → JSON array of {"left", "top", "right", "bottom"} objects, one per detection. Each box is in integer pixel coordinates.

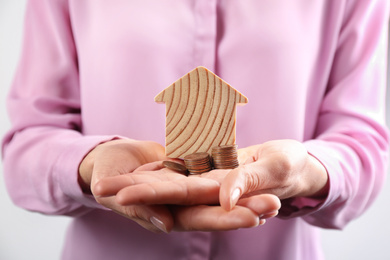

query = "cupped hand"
[
  {"left": 220, "top": 139, "right": 329, "bottom": 211},
  {"left": 94, "top": 139, "right": 328, "bottom": 227},
  {"left": 95, "top": 160, "right": 281, "bottom": 231},
  {"left": 78, "top": 139, "right": 173, "bottom": 233},
  {"left": 95, "top": 139, "right": 327, "bottom": 210}
]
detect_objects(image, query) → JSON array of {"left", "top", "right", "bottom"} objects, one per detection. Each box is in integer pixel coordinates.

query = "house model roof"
[{"left": 155, "top": 66, "right": 248, "bottom": 158}]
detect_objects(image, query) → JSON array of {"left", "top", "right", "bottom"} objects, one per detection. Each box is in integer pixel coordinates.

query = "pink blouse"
[{"left": 2, "top": 0, "right": 389, "bottom": 259}]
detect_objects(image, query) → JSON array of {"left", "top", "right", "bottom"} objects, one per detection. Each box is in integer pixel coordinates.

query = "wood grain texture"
[{"left": 155, "top": 66, "right": 248, "bottom": 158}]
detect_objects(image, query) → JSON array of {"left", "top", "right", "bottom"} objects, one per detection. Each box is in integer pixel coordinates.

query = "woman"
[{"left": 2, "top": 1, "right": 389, "bottom": 259}]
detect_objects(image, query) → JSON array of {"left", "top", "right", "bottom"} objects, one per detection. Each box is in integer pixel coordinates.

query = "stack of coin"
[
  {"left": 183, "top": 152, "right": 213, "bottom": 174},
  {"left": 162, "top": 160, "right": 189, "bottom": 175},
  {"left": 211, "top": 145, "right": 239, "bottom": 169}
]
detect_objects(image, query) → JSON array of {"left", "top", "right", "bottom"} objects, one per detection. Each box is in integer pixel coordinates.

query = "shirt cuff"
[
  {"left": 54, "top": 135, "right": 121, "bottom": 215},
  {"left": 278, "top": 140, "right": 340, "bottom": 220}
]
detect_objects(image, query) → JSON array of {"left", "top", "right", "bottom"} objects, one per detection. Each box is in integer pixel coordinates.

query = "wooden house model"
[{"left": 155, "top": 66, "right": 248, "bottom": 158}]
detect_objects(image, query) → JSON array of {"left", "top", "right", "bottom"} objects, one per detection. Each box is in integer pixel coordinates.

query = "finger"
[
  {"left": 93, "top": 174, "right": 164, "bottom": 197},
  {"left": 171, "top": 205, "right": 261, "bottom": 231},
  {"left": 93, "top": 175, "right": 137, "bottom": 197},
  {"left": 134, "top": 158, "right": 186, "bottom": 172},
  {"left": 96, "top": 196, "right": 173, "bottom": 233},
  {"left": 260, "top": 211, "right": 279, "bottom": 219},
  {"left": 134, "top": 161, "right": 164, "bottom": 172},
  {"left": 94, "top": 168, "right": 187, "bottom": 197},
  {"left": 219, "top": 163, "right": 265, "bottom": 211},
  {"left": 122, "top": 205, "right": 174, "bottom": 233},
  {"left": 236, "top": 194, "right": 281, "bottom": 217},
  {"left": 116, "top": 178, "right": 220, "bottom": 205}
]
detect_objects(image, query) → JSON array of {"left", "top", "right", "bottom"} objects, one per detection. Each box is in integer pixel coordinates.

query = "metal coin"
[
  {"left": 211, "top": 144, "right": 239, "bottom": 169},
  {"left": 184, "top": 152, "right": 213, "bottom": 174},
  {"left": 162, "top": 160, "right": 188, "bottom": 174}
]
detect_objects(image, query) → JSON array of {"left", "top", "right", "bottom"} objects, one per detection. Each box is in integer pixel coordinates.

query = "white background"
[{"left": 1, "top": 2, "right": 389, "bottom": 259}]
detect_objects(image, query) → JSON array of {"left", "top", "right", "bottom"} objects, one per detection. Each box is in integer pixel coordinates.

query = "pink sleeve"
[
  {"left": 1, "top": 0, "right": 111, "bottom": 216},
  {"left": 280, "top": 0, "right": 389, "bottom": 229}
]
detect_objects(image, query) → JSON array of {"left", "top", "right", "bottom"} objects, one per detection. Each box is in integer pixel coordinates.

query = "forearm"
[{"left": 2, "top": 126, "right": 116, "bottom": 216}]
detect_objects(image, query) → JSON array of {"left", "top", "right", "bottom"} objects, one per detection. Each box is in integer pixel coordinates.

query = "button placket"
[
  {"left": 193, "top": 0, "right": 217, "bottom": 70},
  {"left": 184, "top": 1, "right": 217, "bottom": 259}
]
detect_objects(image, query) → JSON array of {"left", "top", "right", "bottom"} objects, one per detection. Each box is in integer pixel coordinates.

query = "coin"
[
  {"left": 184, "top": 152, "right": 213, "bottom": 175},
  {"left": 211, "top": 144, "right": 239, "bottom": 169},
  {"left": 212, "top": 144, "right": 238, "bottom": 150},
  {"left": 184, "top": 152, "right": 210, "bottom": 160},
  {"left": 162, "top": 160, "right": 188, "bottom": 175}
]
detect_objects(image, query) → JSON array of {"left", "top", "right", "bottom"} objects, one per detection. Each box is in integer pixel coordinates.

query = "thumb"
[{"left": 219, "top": 164, "right": 265, "bottom": 211}]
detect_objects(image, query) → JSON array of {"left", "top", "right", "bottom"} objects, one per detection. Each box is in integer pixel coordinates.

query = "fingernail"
[
  {"left": 150, "top": 216, "right": 168, "bottom": 233},
  {"left": 230, "top": 188, "right": 241, "bottom": 208},
  {"left": 263, "top": 210, "right": 279, "bottom": 218},
  {"left": 249, "top": 217, "right": 260, "bottom": 228},
  {"left": 259, "top": 219, "right": 266, "bottom": 226}
]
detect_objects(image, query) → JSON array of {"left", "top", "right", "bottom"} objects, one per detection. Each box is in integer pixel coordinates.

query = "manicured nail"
[
  {"left": 231, "top": 188, "right": 241, "bottom": 208},
  {"left": 262, "top": 210, "right": 279, "bottom": 219},
  {"left": 259, "top": 219, "right": 266, "bottom": 226},
  {"left": 150, "top": 216, "right": 167, "bottom": 233}
]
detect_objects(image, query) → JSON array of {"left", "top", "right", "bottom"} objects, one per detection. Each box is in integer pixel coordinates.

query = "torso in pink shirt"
[{"left": 3, "top": 1, "right": 389, "bottom": 259}]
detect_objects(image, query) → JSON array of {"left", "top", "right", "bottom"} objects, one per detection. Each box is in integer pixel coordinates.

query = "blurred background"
[{"left": 1, "top": 2, "right": 389, "bottom": 259}]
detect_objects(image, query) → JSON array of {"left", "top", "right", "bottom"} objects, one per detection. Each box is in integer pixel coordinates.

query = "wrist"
[
  {"left": 78, "top": 145, "right": 97, "bottom": 194},
  {"left": 78, "top": 139, "right": 120, "bottom": 194},
  {"left": 301, "top": 154, "right": 329, "bottom": 199}
]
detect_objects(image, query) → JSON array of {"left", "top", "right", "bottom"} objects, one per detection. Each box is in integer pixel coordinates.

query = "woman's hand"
[
  {"left": 78, "top": 139, "right": 174, "bottom": 233},
  {"left": 95, "top": 160, "right": 281, "bottom": 231},
  {"left": 220, "top": 139, "right": 329, "bottom": 210},
  {"left": 94, "top": 139, "right": 327, "bottom": 223},
  {"left": 97, "top": 140, "right": 327, "bottom": 209},
  {"left": 80, "top": 139, "right": 279, "bottom": 232}
]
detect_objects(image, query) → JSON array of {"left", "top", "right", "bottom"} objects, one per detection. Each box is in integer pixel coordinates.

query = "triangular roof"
[{"left": 155, "top": 66, "right": 248, "bottom": 104}]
